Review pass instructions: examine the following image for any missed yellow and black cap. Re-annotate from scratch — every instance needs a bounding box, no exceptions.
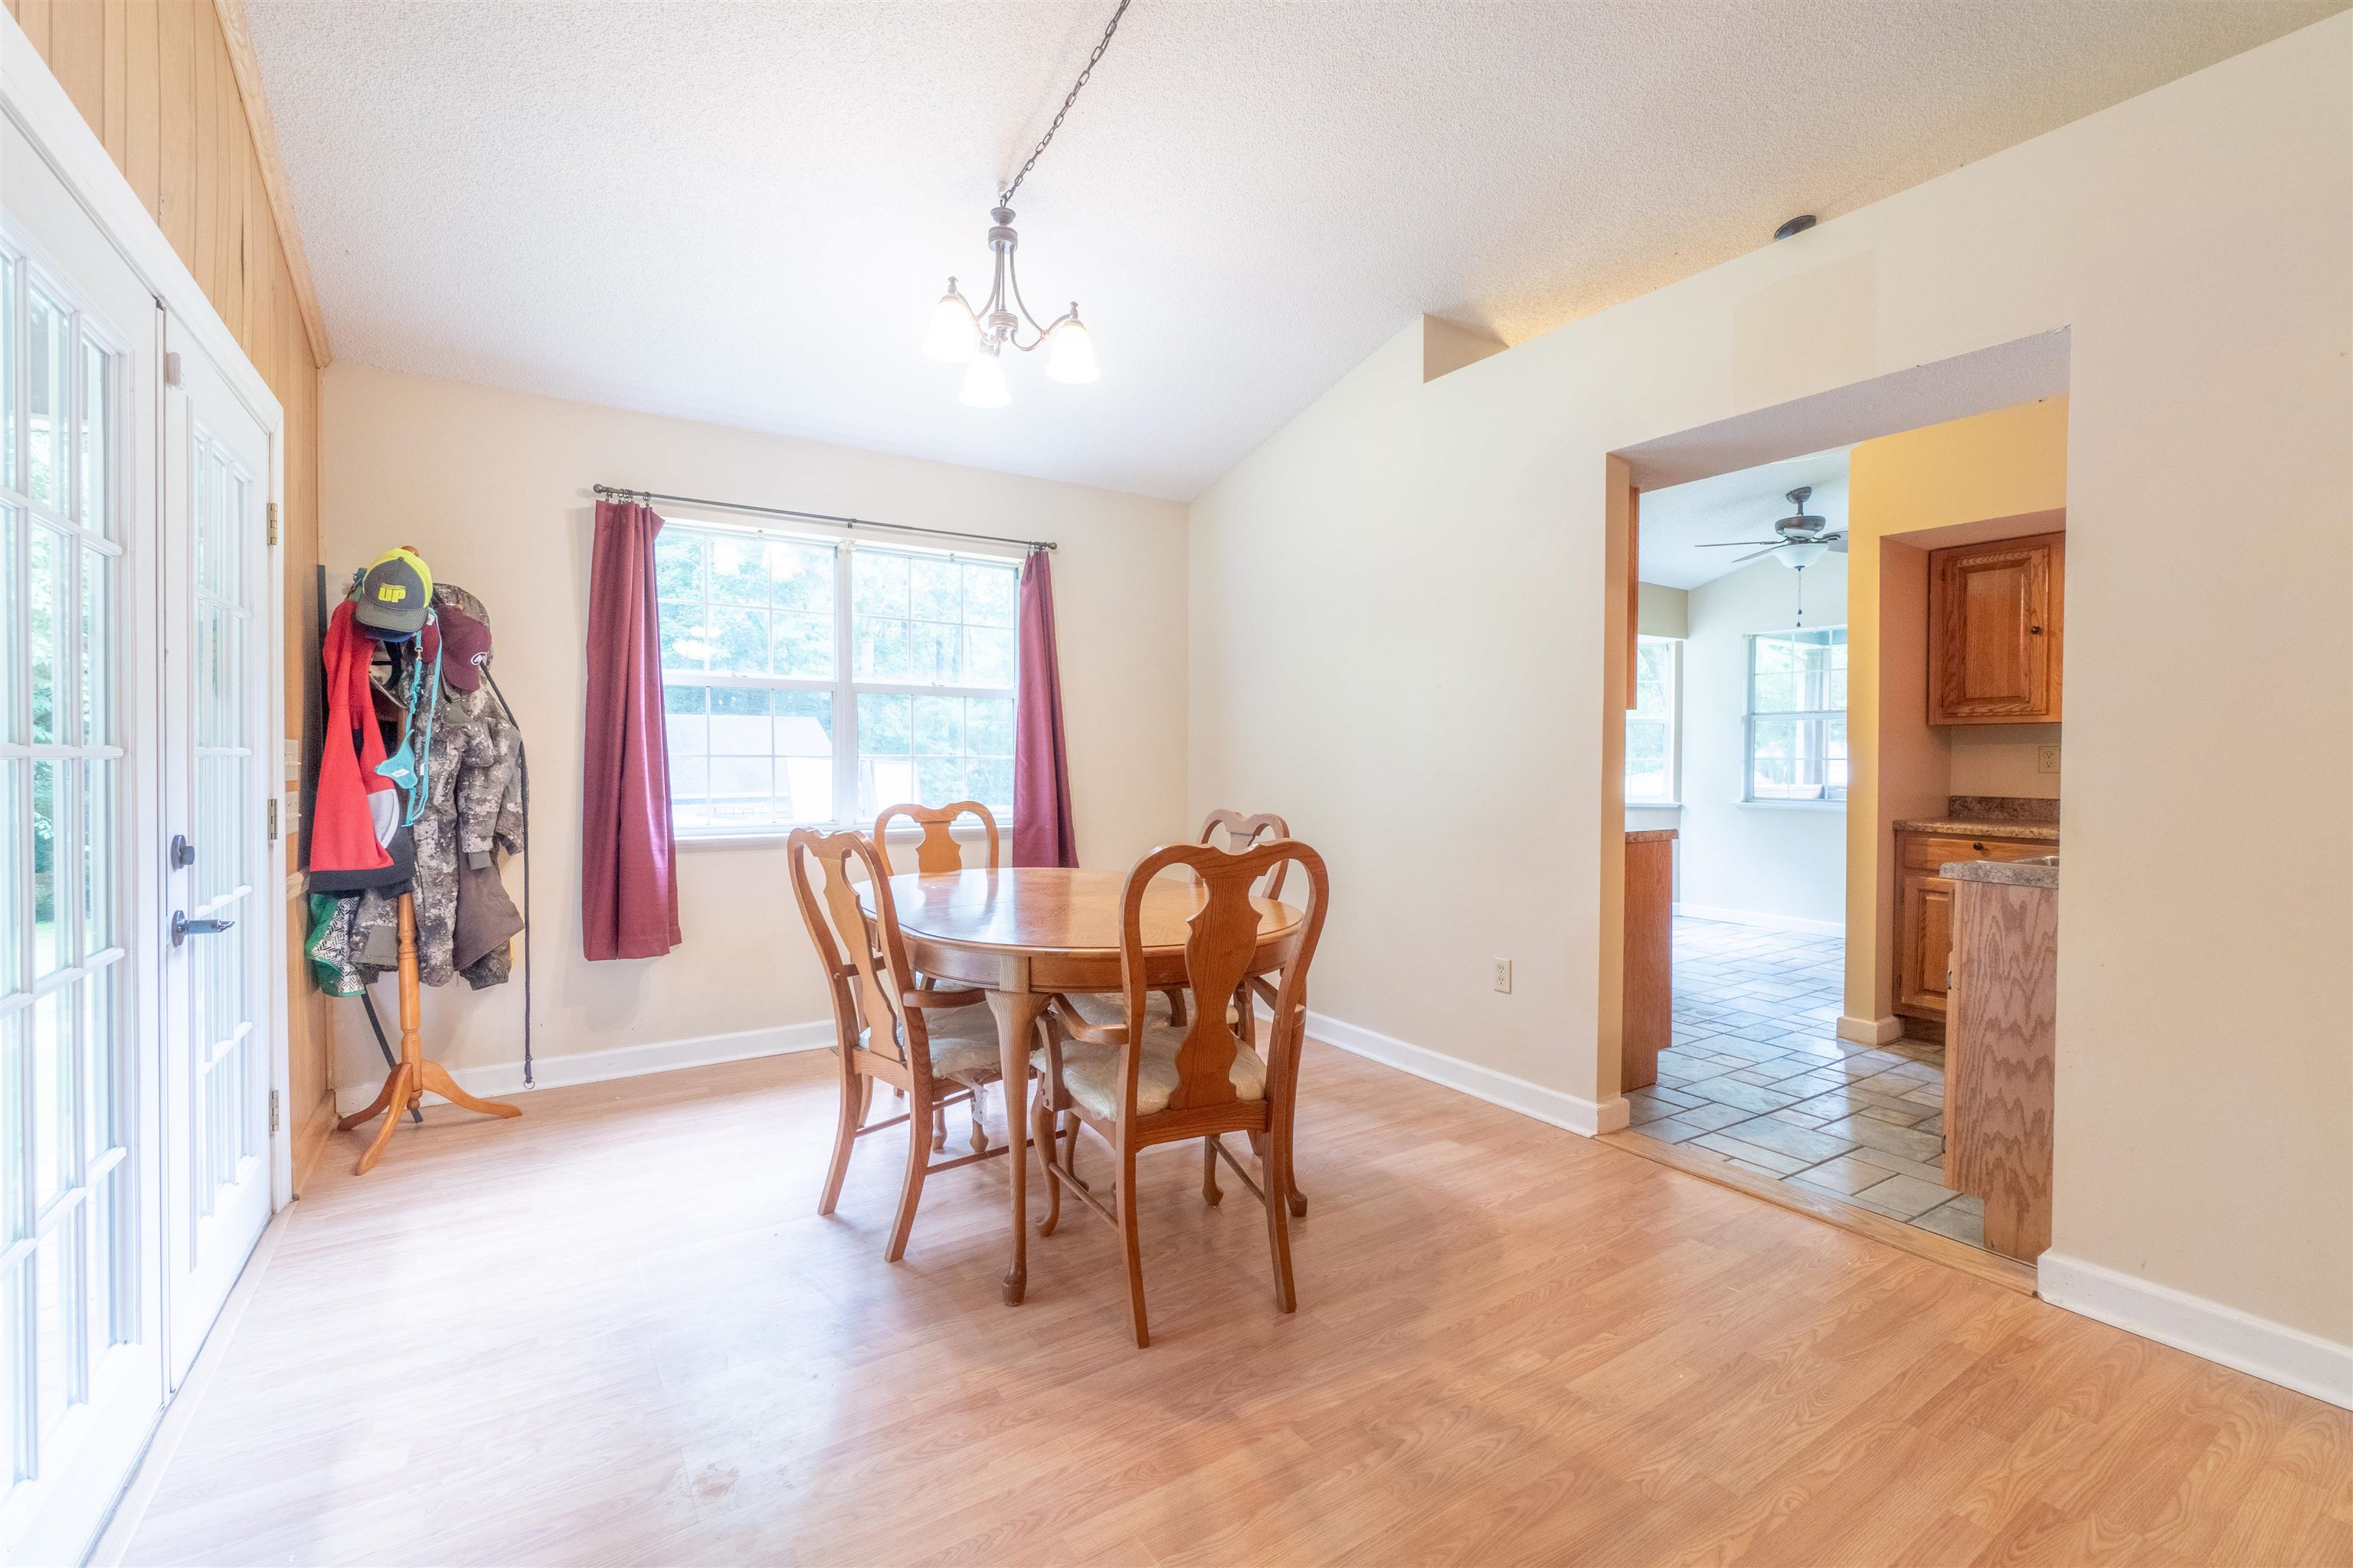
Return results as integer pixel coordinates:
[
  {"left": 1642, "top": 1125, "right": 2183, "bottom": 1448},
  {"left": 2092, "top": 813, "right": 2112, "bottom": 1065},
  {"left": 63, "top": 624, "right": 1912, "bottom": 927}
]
[{"left": 354, "top": 546, "right": 433, "bottom": 639}]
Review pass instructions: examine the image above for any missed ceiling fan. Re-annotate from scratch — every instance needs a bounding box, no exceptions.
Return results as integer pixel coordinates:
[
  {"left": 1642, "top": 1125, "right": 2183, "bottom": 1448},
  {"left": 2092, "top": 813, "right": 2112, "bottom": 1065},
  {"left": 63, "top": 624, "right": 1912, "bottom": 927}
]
[{"left": 1700, "top": 486, "right": 1846, "bottom": 568}]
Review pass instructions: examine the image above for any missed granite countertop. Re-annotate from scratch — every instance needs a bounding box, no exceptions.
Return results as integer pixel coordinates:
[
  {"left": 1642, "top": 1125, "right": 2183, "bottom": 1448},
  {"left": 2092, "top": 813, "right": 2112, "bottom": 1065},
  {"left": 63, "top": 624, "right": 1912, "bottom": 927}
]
[
  {"left": 1894, "top": 819, "right": 2060, "bottom": 843},
  {"left": 1942, "top": 858, "right": 2059, "bottom": 889},
  {"left": 1625, "top": 828, "right": 1678, "bottom": 843}
]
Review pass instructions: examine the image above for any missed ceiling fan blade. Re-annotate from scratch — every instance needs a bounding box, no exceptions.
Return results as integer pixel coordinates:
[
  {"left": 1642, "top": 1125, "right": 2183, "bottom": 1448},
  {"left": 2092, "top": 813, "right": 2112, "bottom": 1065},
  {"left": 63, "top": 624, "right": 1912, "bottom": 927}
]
[
  {"left": 1730, "top": 544, "right": 1783, "bottom": 565},
  {"left": 1697, "top": 539, "right": 1784, "bottom": 548},
  {"left": 1828, "top": 535, "right": 1848, "bottom": 553}
]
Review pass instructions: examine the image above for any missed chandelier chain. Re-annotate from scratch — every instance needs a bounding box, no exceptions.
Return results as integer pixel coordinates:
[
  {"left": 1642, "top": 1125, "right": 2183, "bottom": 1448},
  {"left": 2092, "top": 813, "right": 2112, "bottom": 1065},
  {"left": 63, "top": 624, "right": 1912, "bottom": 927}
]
[{"left": 998, "top": 0, "right": 1132, "bottom": 206}]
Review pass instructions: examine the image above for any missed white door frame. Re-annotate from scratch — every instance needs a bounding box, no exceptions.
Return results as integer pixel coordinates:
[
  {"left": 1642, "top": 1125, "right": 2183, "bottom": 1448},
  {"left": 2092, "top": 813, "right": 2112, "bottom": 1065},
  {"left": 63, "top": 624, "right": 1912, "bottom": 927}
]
[{"left": 1, "top": 8, "right": 290, "bottom": 1227}]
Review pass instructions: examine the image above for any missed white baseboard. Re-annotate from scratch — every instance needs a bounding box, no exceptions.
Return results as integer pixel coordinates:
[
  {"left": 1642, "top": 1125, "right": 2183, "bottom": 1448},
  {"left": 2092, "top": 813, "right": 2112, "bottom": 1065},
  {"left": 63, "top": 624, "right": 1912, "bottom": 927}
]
[
  {"left": 1674, "top": 902, "right": 1844, "bottom": 938},
  {"left": 2037, "top": 1252, "right": 2353, "bottom": 1410},
  {"left": 335, "top": 1020, "right": 833, "bottom": 1115},
  {"left": 1837, "top": 1013, "right": 1906, "bottom": 1046},
  {"left": 1304, "top": 1010, "right": 1628, "bottom": 1137}
]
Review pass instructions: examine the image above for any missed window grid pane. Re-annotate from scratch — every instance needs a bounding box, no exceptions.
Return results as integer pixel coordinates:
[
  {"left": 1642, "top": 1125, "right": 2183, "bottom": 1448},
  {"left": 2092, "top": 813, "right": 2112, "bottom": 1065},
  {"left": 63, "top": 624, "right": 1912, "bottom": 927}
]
[{"left": 1746, "top": 628, "right": 1848, "bottom": 801}]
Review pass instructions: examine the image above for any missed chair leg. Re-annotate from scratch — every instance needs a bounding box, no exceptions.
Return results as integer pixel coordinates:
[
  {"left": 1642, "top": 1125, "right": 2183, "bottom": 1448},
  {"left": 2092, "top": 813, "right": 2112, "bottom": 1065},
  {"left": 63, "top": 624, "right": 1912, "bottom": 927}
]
[
  {"left": 1034, "top": 1096, "right": 1063, "bottom": 1236},
  {"left": 1118, "top": 1143, "right": 1150, "bottom": 1347},
  {"left": 1248, "top": 1129, "right": 1308, "bottom": 1217},
  {"left": 1201, "top": 1135, "right": 1223, "bottom": 1206},
  {"left": 1160, "top": 987, "right": 1187, "bottom": 1026},
  {"left": 885, "top": 1100, "right": 931, "bottom": 1263},
  {"left": 932, "top": 1104, "right": 948, "bottom": 1151},
  {"left": 818, "top": 1070, "right": 862, "bottom": 1217},
  {"left": 1263, "top": 1127, "right": 1297, "bottom": 1314}
]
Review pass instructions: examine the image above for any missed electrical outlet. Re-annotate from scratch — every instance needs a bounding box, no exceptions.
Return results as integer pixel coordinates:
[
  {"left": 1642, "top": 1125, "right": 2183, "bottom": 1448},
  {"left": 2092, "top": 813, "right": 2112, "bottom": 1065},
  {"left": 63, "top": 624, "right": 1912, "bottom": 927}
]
[
  {"left": 2037, "top": 744, "right": 2061, "bottom": 775},
  {"left": 1492, "top": 958, "right": 1513, "bottom": 994}
]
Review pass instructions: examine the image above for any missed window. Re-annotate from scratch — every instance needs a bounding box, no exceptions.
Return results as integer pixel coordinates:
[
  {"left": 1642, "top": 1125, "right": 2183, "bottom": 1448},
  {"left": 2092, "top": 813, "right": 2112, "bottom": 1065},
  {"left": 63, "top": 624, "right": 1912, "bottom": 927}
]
[
  {"left": 1625, "top": 636, "right": 1679, "bottom": 804},
  {"left": 1746, "top": 626, "right": 1847, "bottom": 802},
  {"left": 656, "top": 522, "right": 1019, "bottom": 835}
]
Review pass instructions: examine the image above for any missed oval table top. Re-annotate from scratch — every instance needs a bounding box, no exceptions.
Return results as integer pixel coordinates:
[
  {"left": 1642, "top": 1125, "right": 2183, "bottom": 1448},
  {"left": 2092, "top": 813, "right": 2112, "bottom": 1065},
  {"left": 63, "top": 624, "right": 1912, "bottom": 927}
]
[{"left": 859, "top": 866, "right": 1303, "bottom": 957}]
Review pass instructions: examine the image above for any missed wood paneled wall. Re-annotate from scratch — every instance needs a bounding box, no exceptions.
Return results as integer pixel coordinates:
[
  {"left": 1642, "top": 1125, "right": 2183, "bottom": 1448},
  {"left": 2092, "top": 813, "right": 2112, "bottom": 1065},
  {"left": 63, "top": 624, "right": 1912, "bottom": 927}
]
[{"left": 7, "top": 0, "right": 335, "bottom": 1177}]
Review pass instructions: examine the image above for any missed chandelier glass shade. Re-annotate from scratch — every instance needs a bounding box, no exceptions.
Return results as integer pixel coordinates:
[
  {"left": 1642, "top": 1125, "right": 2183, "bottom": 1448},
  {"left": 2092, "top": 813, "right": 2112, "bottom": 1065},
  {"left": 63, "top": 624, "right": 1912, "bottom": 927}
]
[{"left": 923, "top": 205, "right": 1097, "bottom": 404}]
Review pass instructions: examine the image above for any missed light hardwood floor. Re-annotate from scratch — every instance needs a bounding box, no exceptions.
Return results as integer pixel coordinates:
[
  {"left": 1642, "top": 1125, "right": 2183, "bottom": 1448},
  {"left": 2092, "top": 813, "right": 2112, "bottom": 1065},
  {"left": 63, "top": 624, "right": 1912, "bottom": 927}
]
[{"left": 124, "top": 1044, "right": 2349, "bottom": 1566}]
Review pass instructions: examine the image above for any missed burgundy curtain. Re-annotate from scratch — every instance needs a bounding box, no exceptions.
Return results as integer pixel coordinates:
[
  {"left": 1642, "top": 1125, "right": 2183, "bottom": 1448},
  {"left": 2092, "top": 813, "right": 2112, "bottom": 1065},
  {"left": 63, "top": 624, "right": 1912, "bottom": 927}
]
[
  {"left": 581, "top": 499, "right": 682, "bottom": 959},
  {"left": 1012, "top": 548, "right": 1078, "bottom": 867}
]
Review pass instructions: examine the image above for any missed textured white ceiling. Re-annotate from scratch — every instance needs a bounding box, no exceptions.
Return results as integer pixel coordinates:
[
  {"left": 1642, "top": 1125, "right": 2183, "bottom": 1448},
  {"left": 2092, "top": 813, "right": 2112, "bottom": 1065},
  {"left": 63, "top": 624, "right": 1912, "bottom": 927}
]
[
  {"left": 1640, "top": 450, "right": 1848, "bottom": 591},
  {"left": 245, "top": 0, "right": 2338, "bottom": 500}
]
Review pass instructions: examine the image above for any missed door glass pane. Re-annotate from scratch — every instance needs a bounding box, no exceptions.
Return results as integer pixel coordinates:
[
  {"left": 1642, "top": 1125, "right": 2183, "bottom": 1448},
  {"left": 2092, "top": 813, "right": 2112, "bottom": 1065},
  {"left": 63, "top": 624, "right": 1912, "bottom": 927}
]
[
  {"left": 2, "top": 251, "right": 16, "bottom": 493},
  {"left": 81, "top": 544, "right": 107, "bottom": 747},
  {"left": 2, "top": 505, "right": 16, "bottom": 741},
  {"left": 0, "top": 761, "right": 19, "bottom": 995},
  {"left": 25, "top": 283, "right": 67, "bottom": 512},
  {"left": 78, "top": 335, "right": 109, "bottom": 532},
  {"left": 34, "top": 1226, "right": 74, "bottom": 1439},
  {"left": 88, "top": 1170, "right": 119, "bottom": 1352},
  {"left": 34, "top": 987, "right": 72, "bottom": 1215},
  {"left": 29, "top": 521, "right": 61, "bottom": 745},
  {"left": 31, "top": 758, "right": 61, "bottom": 977},
  {"left": 83, "top": 759, "right": 112, "bottom": 955}
]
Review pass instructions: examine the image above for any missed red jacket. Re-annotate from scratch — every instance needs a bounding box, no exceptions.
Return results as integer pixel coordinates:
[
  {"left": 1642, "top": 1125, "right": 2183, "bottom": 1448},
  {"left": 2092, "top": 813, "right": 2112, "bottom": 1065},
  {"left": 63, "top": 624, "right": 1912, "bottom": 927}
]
[{"left": 309, "top": 598, "right": 401, "bottom": 885}]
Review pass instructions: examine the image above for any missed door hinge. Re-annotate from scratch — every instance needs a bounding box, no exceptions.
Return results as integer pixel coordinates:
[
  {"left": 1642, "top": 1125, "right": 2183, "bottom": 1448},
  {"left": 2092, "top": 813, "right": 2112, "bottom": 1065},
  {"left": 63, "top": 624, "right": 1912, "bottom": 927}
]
[
  {"left": 267, "top": 501, "right": 280, "bottom": 546},
  {"left": 269, "top": 1089, "right": 281, "bottom": 1134},
  {"left": 164, "top": 350, "right": 182, "bottom": 387},
  {"left": 267, "top": 799, "right": 280, "bottom": 843}
]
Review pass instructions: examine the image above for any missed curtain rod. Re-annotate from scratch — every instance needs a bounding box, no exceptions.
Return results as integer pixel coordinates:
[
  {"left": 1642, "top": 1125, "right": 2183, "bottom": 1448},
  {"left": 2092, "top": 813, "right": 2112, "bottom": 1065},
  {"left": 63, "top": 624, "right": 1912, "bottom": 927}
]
[{"left": 591, "top": 485, "right": 1056, "bottom": 552}]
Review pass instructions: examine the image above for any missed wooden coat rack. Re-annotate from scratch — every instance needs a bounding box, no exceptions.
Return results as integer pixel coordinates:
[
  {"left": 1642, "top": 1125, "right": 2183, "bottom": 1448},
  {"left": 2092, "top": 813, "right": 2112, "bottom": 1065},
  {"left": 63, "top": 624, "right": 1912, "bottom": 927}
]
[{"left": 333, "top": 896, "right": 521, "bottom": 1174}]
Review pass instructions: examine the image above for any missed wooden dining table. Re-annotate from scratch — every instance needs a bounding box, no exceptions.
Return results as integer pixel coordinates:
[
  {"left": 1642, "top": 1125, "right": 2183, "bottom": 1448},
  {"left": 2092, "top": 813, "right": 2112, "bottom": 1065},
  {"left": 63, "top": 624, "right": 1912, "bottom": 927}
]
[{"left": 858, "top": 866, "right": 1305, "bottom": 1304}]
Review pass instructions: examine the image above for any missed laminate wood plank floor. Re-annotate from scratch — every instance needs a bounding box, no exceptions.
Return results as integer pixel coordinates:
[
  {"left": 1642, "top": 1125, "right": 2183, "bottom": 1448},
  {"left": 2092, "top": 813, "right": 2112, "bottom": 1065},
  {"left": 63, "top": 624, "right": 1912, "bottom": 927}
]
[{"left": 124, "top": 1043, "right": 2349, "bottom": 1567}]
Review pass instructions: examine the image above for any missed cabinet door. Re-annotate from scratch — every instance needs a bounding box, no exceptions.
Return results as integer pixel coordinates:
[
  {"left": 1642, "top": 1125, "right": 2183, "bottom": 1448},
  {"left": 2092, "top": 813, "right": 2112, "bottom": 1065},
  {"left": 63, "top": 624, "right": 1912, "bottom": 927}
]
[
  {"left": 1929, "top": 532, "right": 2063, "bottom": 724},
  {"left": 1896, "top": 872, "right": 1955, "bottom": 1018}
]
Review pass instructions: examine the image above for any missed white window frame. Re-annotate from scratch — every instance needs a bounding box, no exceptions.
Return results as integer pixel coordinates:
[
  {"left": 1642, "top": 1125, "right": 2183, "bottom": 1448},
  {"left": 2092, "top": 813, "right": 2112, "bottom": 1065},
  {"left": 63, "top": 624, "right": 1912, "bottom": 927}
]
[
  {"left": 1743, "top": 624, "right": 1848, "bottom": 805},
  {"left": 1625, "top": 634, "right": 1680, "bottom": 807},
  {"left": 658, "top": 517, "right": 1021, "bottom": 840}
]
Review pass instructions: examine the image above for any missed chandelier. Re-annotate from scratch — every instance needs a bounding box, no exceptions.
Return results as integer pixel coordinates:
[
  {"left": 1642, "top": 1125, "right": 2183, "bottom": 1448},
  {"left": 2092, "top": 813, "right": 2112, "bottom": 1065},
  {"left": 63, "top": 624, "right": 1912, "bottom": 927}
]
[{"left": 921, "top": 1, "right": 1129, "bottom": 407}]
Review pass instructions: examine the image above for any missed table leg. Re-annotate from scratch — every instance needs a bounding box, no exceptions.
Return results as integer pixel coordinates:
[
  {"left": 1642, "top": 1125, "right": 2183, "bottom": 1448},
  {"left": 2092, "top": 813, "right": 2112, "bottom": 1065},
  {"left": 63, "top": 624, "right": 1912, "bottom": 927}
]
[{"left": 986, "top": 989, "right": 1049, "bottom": 1304}]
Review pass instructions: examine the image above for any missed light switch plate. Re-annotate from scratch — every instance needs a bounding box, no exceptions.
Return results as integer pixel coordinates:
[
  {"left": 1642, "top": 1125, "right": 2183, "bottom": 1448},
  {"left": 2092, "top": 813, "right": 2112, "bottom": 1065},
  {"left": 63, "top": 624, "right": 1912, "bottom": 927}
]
[
  {"left": 1492, "top": 958, "right": 1513, "bottom": 994},
  {"left": 2037, "top": 745, "right": 2061, "bottom": 775}
]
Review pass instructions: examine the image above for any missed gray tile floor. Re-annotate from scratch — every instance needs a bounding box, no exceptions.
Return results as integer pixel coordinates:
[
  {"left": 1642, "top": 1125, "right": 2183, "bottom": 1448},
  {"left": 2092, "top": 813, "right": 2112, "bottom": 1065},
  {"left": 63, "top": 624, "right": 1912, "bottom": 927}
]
[{"left": 1627, "top": 916, "right": 1988, "bottom": 1250}]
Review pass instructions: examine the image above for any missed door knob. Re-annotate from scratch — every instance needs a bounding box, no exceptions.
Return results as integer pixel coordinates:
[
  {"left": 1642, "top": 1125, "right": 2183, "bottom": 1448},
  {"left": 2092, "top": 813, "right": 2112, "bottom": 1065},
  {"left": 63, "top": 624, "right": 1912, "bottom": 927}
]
[
  {"left": 170, "top": 834, "right": 196, "bottom": 869},
  {"left": 172, "top": 912, "right": 236, "bottom": 948}
]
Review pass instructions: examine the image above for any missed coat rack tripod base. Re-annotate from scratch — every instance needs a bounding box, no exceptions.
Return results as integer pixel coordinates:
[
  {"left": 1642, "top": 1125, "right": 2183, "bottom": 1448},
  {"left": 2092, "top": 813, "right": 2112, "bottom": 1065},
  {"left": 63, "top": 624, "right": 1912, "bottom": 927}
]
[{"left": 335, "top": 892, "right": 521, "bottom": 1174}]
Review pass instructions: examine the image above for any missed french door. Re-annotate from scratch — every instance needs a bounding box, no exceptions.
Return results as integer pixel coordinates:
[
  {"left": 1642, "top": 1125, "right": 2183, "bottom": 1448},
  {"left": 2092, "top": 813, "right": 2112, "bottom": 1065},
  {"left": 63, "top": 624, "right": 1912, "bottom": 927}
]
[
  {"left": 159, "top": 324, "right": 272, "bottom": 1385},
  {"left": 1, "top": 106, "right": 165, "bottom": 1568},
  {"left": 5, "top": 58, "right": 283, "bottom": 1561}
]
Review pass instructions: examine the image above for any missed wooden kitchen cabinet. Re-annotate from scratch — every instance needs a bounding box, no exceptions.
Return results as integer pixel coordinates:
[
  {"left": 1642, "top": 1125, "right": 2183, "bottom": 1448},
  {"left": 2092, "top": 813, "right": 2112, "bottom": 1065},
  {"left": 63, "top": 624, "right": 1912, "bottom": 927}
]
[
  {"left": 1928, "top": 532, "right": 2064, "bottom": 724},
  {"left": 1893, "top": 827, "right": 2055, "bottom": 1025}
]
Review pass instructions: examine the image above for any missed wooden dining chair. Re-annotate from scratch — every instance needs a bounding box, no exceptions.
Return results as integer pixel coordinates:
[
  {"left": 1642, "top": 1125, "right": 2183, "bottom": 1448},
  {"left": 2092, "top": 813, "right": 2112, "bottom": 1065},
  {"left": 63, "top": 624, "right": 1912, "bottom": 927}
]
[
  {"left": 1029, "top": 838, "right": 1329, "bottom": 1346},
  {"left": 1196, "top": 809, "right": 1310, "bottom": 1216},
  {"left": 788, "top": 827, "right": 1026, "bottom": 1262},
  {"left": 874, "top": 800, "right": 1000, "bottom": 875},
  {"left": 874, "top": 800, "right": 1004, "bottom": 1147}
]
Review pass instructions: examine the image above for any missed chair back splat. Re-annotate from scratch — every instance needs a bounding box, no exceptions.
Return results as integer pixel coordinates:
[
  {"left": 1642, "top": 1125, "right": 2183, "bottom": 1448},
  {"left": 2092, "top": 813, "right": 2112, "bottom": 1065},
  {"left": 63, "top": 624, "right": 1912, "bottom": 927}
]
[
  {"left": 1198, "top": 808, "right": 1291, "bottom": 902},
  {"left": 875, "top": 800, "right": 1000, "bottom": 876}
]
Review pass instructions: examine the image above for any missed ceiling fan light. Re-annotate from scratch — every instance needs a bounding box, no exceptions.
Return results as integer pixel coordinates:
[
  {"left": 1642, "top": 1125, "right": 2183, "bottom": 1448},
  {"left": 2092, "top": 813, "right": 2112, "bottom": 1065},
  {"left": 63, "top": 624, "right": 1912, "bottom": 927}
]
[
  {"left": 923, "top": 284, "right": 980, "bottom": 365},
  {"left": 1044, "top": 315, "right": 1099, "bottom": 384},
  {"left": 959, "top": 349, "right": 1010, "bottom": 408},
  {"left": 1778, "top": 542, "right": 1830, "bottom": 570}
]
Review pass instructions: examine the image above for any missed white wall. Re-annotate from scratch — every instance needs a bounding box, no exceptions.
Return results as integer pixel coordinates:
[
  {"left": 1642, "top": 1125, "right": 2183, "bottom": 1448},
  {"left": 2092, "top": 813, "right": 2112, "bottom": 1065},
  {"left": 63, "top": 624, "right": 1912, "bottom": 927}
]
[
  {"left": 319, "top": 365, "right": 1189, "bottom": 1097},
  {"left": 1676, "top": 551, "right": 1847, "bottom": 931},
  {"left": 1188, "top": 18, "right": 2351, "bottom": 1357}
]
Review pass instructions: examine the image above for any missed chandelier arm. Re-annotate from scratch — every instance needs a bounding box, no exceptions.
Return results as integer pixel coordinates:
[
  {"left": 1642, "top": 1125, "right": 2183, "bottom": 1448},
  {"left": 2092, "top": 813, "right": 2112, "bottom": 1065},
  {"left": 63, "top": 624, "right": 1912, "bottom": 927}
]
[
  {"left": 998, "top": 0, "right": 1133, "bottom": 205},
  {"left": 1004, "top": 254, "right": 1069, "bottom": 342}
]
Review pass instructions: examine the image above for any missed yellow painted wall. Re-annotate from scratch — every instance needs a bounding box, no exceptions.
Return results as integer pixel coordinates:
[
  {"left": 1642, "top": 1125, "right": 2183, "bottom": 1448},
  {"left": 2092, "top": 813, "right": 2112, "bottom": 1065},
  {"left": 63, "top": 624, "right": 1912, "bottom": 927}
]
[{"left": 1842, "top": 398, "right": 2070, "bottom": 1032}]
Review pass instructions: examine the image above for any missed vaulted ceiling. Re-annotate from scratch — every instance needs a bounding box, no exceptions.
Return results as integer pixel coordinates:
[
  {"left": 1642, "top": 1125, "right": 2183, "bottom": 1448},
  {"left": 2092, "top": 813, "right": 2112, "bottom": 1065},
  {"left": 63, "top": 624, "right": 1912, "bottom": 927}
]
[{"left": 246, "top": 1, "right": 2338, "bottom": 499}]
